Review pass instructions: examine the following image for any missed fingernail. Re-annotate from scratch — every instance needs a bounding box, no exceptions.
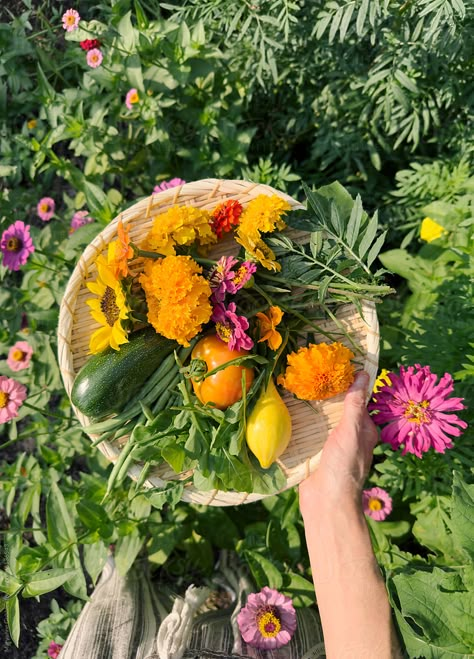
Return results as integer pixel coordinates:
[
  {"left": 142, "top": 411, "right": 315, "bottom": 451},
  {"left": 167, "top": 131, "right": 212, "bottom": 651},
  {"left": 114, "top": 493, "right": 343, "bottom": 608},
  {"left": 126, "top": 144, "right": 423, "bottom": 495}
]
[{"left": 350, "top": 371, "right": 369, "bottom": 391}]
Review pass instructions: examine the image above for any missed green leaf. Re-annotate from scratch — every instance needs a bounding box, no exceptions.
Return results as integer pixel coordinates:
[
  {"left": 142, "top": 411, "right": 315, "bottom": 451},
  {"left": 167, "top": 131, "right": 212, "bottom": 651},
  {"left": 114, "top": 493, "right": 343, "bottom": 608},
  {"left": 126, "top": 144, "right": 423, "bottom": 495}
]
[
  {"left": 22, "top": 568, "right": 78, "bottom": 598},
  {"left": 358, "top": 211, "right": 379, "bottom": 259},
  {"left": 450, "top": 473, "right": 474, "bottom": 560},
  {"left": 244, "top": 549, "right": 283, "bottom": 590},
  {"left": 281, "top": 572, "right": 316, "bottom": 607},
  {"left": 366, "top": 230, "right": 387, "bottom": 268},
  {"left": 0, "top": 570, "right": 21, "bottom": 596},
  {"left": 82, "top": 181, "right": 112, "bottom": 222},
  {"left": 114, "top": 527, "right": 145, "bottom": 576},
  {"left": 6, "top": 596, "right": 20, "bottom": 647},
  {"left": 46, "top": 482, "right": 77, "bottom": 548},
  {"left": 346, "top": 194, "right": 363, "bottom": 247},
  {"left": 83, "top": 542, "right": 109, "bottom": 586},
  {"left": 76, "top": 501, "right": 114, "bottom": 539}
]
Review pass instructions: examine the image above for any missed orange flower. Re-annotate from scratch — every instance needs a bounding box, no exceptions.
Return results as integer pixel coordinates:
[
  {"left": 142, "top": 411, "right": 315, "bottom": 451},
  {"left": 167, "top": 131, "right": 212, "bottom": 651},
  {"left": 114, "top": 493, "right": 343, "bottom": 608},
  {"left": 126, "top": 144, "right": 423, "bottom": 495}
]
[
  {"left": 278, "top": 342, "right": 355, "bottom": 400},
  {"left": 211, "top": 199, "right": 243, "bottom": 239},
  {"left": 139, "top": 255, "right": 212, "bottom": 346},
  {"left": 108, "top": 221, "right": 134, "bottom": 279},
  {"left": 256, "top": 306, "right": 284, "bottom": 350}
]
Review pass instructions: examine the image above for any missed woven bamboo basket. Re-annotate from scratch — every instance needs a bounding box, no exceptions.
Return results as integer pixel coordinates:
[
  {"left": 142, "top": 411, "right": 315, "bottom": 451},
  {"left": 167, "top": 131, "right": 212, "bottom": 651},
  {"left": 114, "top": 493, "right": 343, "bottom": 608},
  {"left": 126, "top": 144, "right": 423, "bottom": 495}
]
[{"left": 58, "top": 178, "right": 380, "bottom": 506}]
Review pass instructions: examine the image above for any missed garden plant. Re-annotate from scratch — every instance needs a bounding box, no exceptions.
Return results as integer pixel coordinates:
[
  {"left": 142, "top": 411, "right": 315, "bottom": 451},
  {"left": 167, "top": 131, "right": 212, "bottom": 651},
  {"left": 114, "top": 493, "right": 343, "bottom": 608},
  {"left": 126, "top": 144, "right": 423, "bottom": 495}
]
[{"left": 0, "top": 1, "right": 473, "bottom": 657}]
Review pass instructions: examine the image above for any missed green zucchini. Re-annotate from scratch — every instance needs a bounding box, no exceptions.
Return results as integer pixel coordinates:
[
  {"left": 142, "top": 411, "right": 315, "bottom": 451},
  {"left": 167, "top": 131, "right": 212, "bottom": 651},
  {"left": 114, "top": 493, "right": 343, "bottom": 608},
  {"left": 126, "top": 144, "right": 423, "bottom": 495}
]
[{"left": 71, "top": 328, "right": 177, "bottom": 420}]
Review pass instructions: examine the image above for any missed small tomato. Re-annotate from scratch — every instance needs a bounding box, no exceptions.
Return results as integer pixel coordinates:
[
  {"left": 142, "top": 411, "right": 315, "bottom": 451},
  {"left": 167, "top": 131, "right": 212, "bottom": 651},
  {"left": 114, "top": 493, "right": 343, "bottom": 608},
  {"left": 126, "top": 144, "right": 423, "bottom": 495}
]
[{"left": 191, "top": 334, "right": 254, "bottom": 409}]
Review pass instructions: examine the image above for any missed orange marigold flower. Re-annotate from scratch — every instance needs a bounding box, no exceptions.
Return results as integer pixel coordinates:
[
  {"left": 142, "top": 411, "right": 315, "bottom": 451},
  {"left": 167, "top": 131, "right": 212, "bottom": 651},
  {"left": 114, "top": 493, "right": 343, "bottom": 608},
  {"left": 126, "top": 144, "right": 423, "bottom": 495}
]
[
  {"left": 211, "top": 199, "right": 243, "bottom": 239},
  {"left": 139, "top": 255, "right": 212, "bottom": 346},
  {"left": 256, "top": 306, "right": 284, "bottom": 351},
  {"left": 238, "top": 194, "right": 290, "bottom": 238},
  {"left": 142, "top": 205, "right": 216, "bottom": 256},
  {"left": 278, "top": 342, "right": 355, "bottom": 400},
  {"left": 108, "top": 220, "right": 134, "bottom": 279}
]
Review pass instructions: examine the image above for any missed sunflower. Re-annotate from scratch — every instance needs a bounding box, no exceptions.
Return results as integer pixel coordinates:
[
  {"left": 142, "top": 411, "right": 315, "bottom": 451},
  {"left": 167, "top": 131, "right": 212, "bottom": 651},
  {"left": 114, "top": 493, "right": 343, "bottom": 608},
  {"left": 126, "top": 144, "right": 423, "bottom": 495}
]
[{"left": 86, "top": 255, "right": 131, "bottom": 353}]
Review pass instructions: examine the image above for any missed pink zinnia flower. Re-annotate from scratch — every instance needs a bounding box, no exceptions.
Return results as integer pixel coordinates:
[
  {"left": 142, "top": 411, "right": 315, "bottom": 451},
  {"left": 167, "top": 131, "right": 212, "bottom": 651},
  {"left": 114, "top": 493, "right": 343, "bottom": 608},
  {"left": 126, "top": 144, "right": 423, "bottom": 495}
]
[
  {"left": 228, "top": 260, "right": 257, "bottom": 293},
  {"left": 37, "top": 197, "right": 55, "bottom": 222},
  {"left": 70, "top": 210, "right": 94, "bottom": 233},
  {"left": 209, "top": 256, "right": 257, "bottom": 304},
  {"left": 212, "top": 302, "right": 253, "bottom": 351},
  {"left": 0, "top": 376, "right": 27, "bottom": 424},
  {"left": 1, "top": 221, "right": 35, "bottom": 271},
  {"left": 125, "top": 88, "right": 139, "bottom": 110},
  {"left": 80, "top": 39, "right": 101, "bottom": 51},
  {"left": 153, "top": 178, "right": 186, "bottom": 193},
  {"left": 368, "top": 364, "right": 467, "bottom": 458},
  {"left": 237, "top": 586, "right": 297, "bottom": 650},
  {"left": 7, "top": 341, "right": 33, "bottom": 372},
  {"left": 47, "top": 641, "right": 63, "bottom": 659},
  {"left": 86, "top": 48, "right": 103, "bottom": 68},
  {"left": 362, "top": 487, "right": 392, "bottom": 521},
  {"left": 62, "top": 8, "right": 80, "bottom": 32}
]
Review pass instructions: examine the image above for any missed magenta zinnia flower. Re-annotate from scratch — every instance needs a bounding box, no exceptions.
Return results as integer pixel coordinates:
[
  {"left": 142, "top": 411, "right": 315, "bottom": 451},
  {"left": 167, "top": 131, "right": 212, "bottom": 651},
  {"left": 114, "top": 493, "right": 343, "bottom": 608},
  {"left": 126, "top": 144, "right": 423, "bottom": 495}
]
[
  {"left": 368, "top": 364, "right": 467, "bottom": 458},
  {"left": 86, "top": 48, "right": 103, "bottom": 68},
  {"left": 1, "top": 221, "right": 35, "bottom": 271},
  {"left": 212, "top": 302, "right": 254, "bottom": 351},
  {"left": 62, "top": 8, "right": 80, "bottom": 32},
  {"left": 228, "top": 260, "right": 257, "bottom": 293},
  {"left": 237, "top": 586, "right": 297, "bottom": 650},
  {"left": 7, "top": 341, "right": 33, "bottom": 372},
  {"left": 70, "top": 210, "right": 94, "bottom": 233},
  {"left": 209, "top": 255, "right": 238, "bottom": 303},
  {"left": 153, "top": 178, "right": 186, "bottom": 193},
  {"left": 37, "top": 197, "right": 55, "bottom": 221},
  {"left": 0, "top": 376, "right": 27, "bottom": 424},
  {"left": 47, "top": 641, "right": 63, "bottom": 659},
  {"left": 362, "top": 487, "right": 392, "bottom": 521}
]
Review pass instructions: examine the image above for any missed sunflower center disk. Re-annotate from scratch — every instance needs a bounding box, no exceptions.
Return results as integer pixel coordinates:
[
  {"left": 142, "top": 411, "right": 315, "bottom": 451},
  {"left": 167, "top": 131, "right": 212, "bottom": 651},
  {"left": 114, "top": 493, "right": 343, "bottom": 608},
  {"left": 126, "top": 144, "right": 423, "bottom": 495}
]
[
  {"left": 257, "top": 609, "right": 281, "bottom": 638},
  {"left": 403, "top": 399, "right": 430, "bottom": 425},
  {"left": 100, "top": 286, "right": 120, "bottom": 326}
]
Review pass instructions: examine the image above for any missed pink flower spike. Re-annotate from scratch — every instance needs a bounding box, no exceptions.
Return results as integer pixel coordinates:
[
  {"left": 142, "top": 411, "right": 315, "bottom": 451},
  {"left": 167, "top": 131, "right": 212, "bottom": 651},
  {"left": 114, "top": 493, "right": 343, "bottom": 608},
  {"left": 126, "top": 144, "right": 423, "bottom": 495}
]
[
  {"left": 7, "top": 341, "right": 33, "bottom": 372},
  {"left": 362, "top": 487, "right": 392, "bottom": 521},
  {"left": 62, "top": 9, "right": 80, "bottom": 32},
  {"left": 368, "top": 364, "right": 467, "bottom": 458},
  {"left": 86, "top": 48, "right": 103, "bottom": 68},
  {"left": 47, "top": 641, "right": 63, "bottom": 659},
  {"left": 0, "top": 376, "right": 27, "bottom": 424},
  {"left": 153, "top": 178, "right": 186, "bottom": 193},
  {"left": 70, "top": 210, "right": 94, "bottom": 233},
  {"left": 237, "top": 586, "right": 297, "bottom": 650},
  {"left": 125, "top": 88, "right": 140, "bottom": 110},
  {"left": 212, "top": 302, "right": 254, "bottom": 352},
  {"left": 37, "top": 196, "right": 55, "bottom": 221},
  {"left": 1, "top": 221, "right": 35, "bottom": 271}
]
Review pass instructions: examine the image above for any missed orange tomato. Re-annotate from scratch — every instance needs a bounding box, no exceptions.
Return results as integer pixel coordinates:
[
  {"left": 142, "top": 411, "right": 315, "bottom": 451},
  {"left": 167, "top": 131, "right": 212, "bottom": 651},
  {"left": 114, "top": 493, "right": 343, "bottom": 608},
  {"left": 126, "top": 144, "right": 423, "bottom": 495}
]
[{"left": 191, "top": 334, "right": 254, "bottom": 410}]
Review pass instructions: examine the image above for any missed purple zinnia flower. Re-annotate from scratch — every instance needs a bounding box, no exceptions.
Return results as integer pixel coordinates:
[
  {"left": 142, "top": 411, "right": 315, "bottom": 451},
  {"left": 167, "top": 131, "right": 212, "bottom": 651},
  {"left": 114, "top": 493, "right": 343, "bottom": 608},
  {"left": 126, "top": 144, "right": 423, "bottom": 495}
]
[
  {"left": 0, "top": 375, "right": 27, "bottom": 424},
  {"left": 237, "top": 586, "right": 297, "bottom": 650},
  {"left": 70, "top": 210, "right": 94, "bottom": 233},
  {"left": 1, "top": 221, "right": 35, "bottom": 271},
  {"left": 37, "top": 197, "right": 55, "bottom": 222},
  {"left": 362, "top": 487, "right": 392, "bottom": 521},
  {"left": 368, "top": 364, "right": 467, "bottom": 458},
  {"left": 47, "top": 641, "right": 63, "bottom": 659},
  {"left": 153, "top": 178, "right": 186, "bottom": 193},
  {"left": 212, "top": 302, "right": 253, "bottom": 352}
]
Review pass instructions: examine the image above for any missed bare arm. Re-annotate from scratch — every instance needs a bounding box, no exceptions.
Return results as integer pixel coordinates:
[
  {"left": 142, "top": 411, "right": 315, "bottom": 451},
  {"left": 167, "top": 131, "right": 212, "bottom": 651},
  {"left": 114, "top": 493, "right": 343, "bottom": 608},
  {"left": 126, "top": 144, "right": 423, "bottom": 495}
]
[{"left": 299, "top": 372, "right": 403, "bottom": 659}]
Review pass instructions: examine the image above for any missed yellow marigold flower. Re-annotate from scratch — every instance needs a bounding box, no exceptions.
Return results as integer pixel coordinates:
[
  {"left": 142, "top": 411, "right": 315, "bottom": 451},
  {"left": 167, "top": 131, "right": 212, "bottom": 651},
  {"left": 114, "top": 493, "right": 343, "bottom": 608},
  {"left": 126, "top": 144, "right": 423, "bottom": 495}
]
[
  {"left": 139, "top": 255, "right": 212, "bottom": 346},
  {"left": 256, "top": 306, "right": 284, "bottom": 350},
  {"left": 142, "top": 205, "right": 216, "bottom": 256},
  {"left": 420, "top": 217, "right": 446, "bottom": 243},
  {"left": 238, "top": 194, "right": 290, "bottom": 237},
  {"left": 108, "top": 220, "right": 134, "bottom": 279},
  {"left": 86, "top": 255, "right": 131, "bottom": 353},
  {"left": 373, "top": 368, "right": 392, "bottom": 394},
  {"left": 278, "top": 342, "right": 355, "bottom": 400},
  {"left": 235, "top": 232, "right": 281, "bottom": 272}
]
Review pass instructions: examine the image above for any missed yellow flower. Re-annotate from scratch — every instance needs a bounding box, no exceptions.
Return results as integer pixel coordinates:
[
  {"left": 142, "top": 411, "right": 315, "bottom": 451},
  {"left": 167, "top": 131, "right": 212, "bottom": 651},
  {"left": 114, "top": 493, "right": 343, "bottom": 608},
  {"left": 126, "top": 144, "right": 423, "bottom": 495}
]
[
  {"left": 238, "top": 194, "right": 290, "bottom": 237},
  {"left": 256, "top": 306, "right": 284, "bottom": 350},
  {"left": 235, "top": 232, "right": 281, "bottom": 272},
  {"left": 86, "top": 255, "right": 131, "bottom": 353},
  {"left": 373, "top": 368, "right": 392, "bottom": 394},
  {"left": 278, "top": 342, "right": 355, "bottom": 400},
  {"left": 139, "top": 255, "right": 212, "bottom": 346},
  {"left": 27, "top": 119, "right": 37, "bottom": 130},
  {"left": 142, "top": 205, "right": 217, "bottom": 256},
  {"left": 108, "top": 220, "right": 134, "bottom": 279},
  {"left": 420, "top": 217, "right": 446, "bottom": 243}
]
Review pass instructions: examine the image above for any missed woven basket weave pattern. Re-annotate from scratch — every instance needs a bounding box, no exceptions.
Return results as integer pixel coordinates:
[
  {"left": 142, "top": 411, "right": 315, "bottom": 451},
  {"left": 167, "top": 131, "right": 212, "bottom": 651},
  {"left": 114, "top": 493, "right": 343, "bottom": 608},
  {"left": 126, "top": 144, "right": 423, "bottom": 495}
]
[{"left": 58, "top": 179, "right": 379, "bottom": 506}]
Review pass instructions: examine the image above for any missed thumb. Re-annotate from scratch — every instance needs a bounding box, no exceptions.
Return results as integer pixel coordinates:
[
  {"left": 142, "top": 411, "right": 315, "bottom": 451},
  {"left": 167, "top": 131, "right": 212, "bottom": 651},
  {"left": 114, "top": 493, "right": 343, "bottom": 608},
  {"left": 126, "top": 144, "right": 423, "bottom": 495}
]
[{"left": 341, "top": 371, "right": 370, "bottom": 424}]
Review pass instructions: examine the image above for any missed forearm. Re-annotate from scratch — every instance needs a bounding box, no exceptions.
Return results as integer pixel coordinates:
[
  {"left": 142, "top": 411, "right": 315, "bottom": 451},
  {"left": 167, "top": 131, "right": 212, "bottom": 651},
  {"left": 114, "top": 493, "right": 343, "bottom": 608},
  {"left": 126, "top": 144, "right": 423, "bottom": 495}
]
[{"left": 301, "top": 495, "right": 402, "bottom": 659}]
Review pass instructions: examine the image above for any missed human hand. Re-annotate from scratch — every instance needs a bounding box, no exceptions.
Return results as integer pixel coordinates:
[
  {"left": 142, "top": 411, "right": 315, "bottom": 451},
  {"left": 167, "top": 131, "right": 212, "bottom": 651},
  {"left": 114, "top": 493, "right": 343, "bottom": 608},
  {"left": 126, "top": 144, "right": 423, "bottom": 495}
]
[{"left": 299, "top": 371, "right": 378, "bottom": 513}]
